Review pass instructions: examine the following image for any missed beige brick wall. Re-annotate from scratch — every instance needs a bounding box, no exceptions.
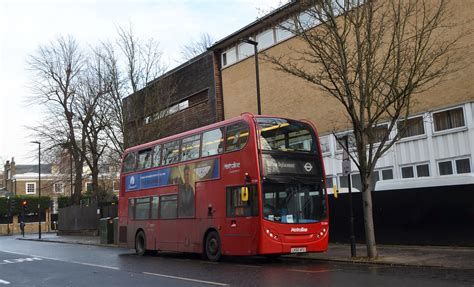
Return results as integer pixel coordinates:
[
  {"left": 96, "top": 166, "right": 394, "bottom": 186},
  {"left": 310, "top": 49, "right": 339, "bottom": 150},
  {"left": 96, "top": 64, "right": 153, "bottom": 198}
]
[{"left": 222, "top": 1, "right": 474, "bottom": 135}]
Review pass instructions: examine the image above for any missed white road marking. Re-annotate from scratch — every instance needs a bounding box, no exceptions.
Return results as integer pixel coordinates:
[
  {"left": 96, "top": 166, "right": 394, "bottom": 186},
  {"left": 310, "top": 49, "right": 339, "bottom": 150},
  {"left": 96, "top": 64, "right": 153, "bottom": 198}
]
[
  {"left": 2, "top": 250, "right": 227, "bottom": 285},
  {"left": 143, "top": 272, "right": 229, "bottom": 286},
  {"left": 0, "top": 250, "right": 118, "bottom": 270},
  {"left": 0, "top": 257, "right": 42, "bottom": 265},
  {"left": 0, "top": 279, "right": 10, "bottom": 285},
  {"left": 70, "top": 261, "right": 120, "bottom": 270}
]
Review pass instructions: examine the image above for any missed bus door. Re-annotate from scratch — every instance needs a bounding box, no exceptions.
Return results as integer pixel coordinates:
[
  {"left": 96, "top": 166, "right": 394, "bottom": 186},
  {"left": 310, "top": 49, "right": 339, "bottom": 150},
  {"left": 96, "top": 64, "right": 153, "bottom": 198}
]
[
  {"left": 223, "top": 185, "right": 260, "bottom": 255},
  {"left": 157, "top": 193, "right": 179, "bottom": 251}
]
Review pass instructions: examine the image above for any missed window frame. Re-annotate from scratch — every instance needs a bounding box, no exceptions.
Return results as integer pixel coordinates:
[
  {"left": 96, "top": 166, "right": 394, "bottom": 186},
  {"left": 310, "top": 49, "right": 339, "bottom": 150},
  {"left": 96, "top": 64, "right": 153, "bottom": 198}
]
[
  {"left": 432, "top": 106, "right": 466, "bottom": 134},
  {"left": 398, "top": 115, "right": 426, "bottom": 139},
  {"left": 54, "top": 182, "right": 64, "bottom": 194},
  {"left": 25, "top": 182, "right": 36, "bottom": 195},
  {"left": 438, "top": 157, "right": 472, "bottom": 175}
]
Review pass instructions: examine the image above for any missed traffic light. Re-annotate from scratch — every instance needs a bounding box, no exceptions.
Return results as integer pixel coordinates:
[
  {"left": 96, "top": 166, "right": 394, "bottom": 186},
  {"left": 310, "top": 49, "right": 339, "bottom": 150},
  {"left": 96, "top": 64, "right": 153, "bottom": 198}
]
[{"left": 22, "top": 200, "right": 29, "bottom": 213}]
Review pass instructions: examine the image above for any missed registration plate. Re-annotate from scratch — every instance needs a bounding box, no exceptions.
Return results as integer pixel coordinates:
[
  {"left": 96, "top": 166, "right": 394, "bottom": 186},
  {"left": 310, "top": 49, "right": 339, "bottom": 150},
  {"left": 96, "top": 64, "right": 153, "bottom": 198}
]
[{"left": 291, "top": 247, "right": 307, "bottom": 253}]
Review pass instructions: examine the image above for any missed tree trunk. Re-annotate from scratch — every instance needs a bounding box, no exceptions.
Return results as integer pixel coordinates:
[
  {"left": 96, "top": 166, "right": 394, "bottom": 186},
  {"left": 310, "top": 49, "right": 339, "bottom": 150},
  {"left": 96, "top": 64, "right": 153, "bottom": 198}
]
[
  {"left": 92, "top": 168, "right": 99, "bottom": 202},
  {"left": 71, "top": 159, "right": 83, "bottom": 205},
  {"left": 362, "top": 175, "right": 377, "bottom": 259}
]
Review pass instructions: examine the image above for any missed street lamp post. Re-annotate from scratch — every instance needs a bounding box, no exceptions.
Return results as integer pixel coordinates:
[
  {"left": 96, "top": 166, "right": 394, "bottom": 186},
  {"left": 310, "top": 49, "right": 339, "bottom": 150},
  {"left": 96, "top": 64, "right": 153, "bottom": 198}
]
[
  {"left": 241, "top": 39, "right": 261, "bottom": 115},
  {"left": 31, "top": 141, "right": 41, "bottom": 240},
  {"left": 343, "top": 136, "right": 356, "bottom": 257}
]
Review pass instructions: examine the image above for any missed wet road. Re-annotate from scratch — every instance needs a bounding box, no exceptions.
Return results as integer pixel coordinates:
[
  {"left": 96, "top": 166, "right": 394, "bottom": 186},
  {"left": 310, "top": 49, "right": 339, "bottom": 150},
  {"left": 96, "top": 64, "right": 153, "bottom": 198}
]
[{"left": 0, "top": 237, "right": 472, "bottom": 286}]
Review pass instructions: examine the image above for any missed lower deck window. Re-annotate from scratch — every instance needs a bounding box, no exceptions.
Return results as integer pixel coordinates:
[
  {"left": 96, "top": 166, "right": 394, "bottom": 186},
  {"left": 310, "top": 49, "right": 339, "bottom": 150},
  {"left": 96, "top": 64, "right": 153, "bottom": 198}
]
[{"left": 160, "top": 194, "right": 178, "bottom": 219}]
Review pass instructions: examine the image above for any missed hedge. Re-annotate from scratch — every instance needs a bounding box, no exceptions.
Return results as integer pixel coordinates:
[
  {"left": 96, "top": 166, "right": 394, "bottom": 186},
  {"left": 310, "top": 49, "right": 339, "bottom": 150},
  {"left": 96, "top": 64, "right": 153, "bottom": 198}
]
[{"left": 0, "top": 196, "right": 51, "bottom": 216}]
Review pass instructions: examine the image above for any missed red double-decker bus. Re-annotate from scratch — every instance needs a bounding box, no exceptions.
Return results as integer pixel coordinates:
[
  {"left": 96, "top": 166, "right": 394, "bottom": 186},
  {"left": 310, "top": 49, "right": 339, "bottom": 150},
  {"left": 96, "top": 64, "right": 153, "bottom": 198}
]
[{"left": 118, "top": 113, "right": 329, "bottom": 261}]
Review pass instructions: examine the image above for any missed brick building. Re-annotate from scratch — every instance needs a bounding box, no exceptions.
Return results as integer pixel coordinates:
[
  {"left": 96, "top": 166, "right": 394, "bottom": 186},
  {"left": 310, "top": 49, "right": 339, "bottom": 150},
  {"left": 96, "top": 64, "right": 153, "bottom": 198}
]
[{"left": 123, "top": 51, "right": 224, "bottom": 148}]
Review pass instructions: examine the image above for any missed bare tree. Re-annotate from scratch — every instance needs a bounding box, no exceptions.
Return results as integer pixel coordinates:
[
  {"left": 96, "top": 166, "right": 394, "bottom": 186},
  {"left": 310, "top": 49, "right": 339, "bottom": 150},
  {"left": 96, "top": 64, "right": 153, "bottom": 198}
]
[
  {"left": 179, "top": 32, "right": 214, "bottom": 61},
  {"left": 117, "top": 25, "right": 167, "bottom": 93},
  {"left": 28, "top": 36, "right": 86, "bottom": 204},
  {"left": 264, "top": 0, "right": 460, "bottom": 258},
  {"left": 75, "top": 51, "right": 112, "bottom": 201},
  {"left": 99, "top": 26, "right": 169, "bottom": 155}
]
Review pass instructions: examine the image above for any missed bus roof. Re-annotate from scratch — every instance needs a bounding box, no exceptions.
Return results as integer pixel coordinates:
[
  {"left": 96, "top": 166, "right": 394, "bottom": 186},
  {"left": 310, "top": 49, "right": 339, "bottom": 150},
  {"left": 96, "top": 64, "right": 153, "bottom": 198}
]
[{"left": 123, "top": 113, "right": 314, "bottom": 155}]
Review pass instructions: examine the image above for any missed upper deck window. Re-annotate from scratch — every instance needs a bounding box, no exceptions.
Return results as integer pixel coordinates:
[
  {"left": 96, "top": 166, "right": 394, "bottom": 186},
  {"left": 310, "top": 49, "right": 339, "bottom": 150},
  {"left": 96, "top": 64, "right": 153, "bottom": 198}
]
[
  {"left": 137, "top": 148, "right": 152, "bottom": 170},
  {"left": 163, "top": 140, "right": 180, "bottom": 165},
  {"left": 152, "top": 145, "right": 162, "bottom": 167},
  {"left": 257, "top": 118, "right": 316, "bottom": 153},
  {"left": 225, "top": 121, "right": 250, "bottom": 152},
  {"left": 202, "top": 128, "right": 224, "bottom": 156},
  {"left": 122, "top": 152, "right": 137, "bottom": 173},
  {"left": 181, "top": 134, "right": 201, "bottom": 162}
]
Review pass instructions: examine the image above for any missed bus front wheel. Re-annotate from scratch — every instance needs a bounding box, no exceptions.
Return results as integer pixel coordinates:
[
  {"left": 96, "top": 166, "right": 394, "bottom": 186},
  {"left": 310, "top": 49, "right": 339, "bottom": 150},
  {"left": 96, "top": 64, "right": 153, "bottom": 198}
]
[
  {"left": 135, "top": 231, "right": 147, "bottom": 256},
  {"left": 205, "top": 231, "right": 221, "bottom": 262}
]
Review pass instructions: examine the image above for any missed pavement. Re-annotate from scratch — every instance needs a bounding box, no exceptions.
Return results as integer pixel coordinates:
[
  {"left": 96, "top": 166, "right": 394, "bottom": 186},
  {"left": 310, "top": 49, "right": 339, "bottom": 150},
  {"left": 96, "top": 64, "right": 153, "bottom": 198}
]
[{"left": 15, "top": 232, "right": 474, "bottom": 270}]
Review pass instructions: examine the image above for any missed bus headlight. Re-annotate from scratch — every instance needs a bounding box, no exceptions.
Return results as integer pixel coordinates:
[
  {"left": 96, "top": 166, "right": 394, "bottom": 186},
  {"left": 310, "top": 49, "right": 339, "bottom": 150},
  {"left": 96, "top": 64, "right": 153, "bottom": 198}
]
[{"left": 265, "top": 228, "right": 279, "bottom": 240}]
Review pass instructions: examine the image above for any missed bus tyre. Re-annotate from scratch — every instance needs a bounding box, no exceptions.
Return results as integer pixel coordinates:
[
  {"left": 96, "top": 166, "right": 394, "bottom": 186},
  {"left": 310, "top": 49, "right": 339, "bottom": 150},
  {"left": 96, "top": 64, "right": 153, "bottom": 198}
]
[
  {"left": 135, "top": 231, "right": 147, "bottom": 256},
  {"left": 205, "top": 231, "right": 221, "bottom": 262}
]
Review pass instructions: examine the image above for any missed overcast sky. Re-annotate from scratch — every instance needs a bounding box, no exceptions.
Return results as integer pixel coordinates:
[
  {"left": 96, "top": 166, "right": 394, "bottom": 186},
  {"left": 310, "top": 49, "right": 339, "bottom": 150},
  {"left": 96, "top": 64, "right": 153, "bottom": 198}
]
[{"left": 0, "top": 0, "right": 284, "bottom": 164}]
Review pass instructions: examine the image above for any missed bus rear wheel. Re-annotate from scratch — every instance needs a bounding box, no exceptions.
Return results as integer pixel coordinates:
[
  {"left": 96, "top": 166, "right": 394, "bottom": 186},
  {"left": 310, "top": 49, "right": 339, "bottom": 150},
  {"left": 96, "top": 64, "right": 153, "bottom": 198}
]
[
  {"left": 205, "top": 231, "right": 221, "bottom": 262},
  {"left": 135, "top": 231, "right": 147, "bottom": 256}
]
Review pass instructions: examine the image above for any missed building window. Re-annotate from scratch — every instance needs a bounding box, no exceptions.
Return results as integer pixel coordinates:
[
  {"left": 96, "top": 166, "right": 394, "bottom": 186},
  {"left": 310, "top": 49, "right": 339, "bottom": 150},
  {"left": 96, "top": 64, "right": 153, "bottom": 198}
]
[
  {"left": 371, "top": 124, "right": 389, "bottom": 144},
  {"left": 325, "top": 176, "right": 334, "bottom": 189},
  {"left": 222, "top": 47, "right": 236, "bottom": 67},
  {"left": 398, "top": 116, "right": 425, "bottom": 138},
  {"left": 416, "top": 164, "right": 430, "bottom": 177},
  {"left": 26, "top": 183, "right": 36, "bottom": 194},
  {"left": 86, "top": 182, "right": 93, "bottom": 192},
  {"left": 433, "top": 107, "right": 465, "bottom": 132},
  {"left": 401, "top": 166, "right": 414, "bottom": 178},
  {"left": 237, "top": 42, "right": 254, "bottom": 60},
  {"left": 456, "top": 158, "right": 471, "bottom": 174},
  {"left": 401, "top": 163, "right": 429, "bottom": 178},
  {"left": 336, "top": 132, "right": 356, "bottom": 151},
  {"left": 54, "top": 183, "right": 64, "bottom": 194},
  {"left": 438, "top": 158, "right": 471, "bottom": 175},
  {"left": 351, "top": 174, "right": 362, "bottom": 191},
  {"left": 319, "top": 136, "right": 330, "bottom": 154},
  {"left": 256, "top": 29, "right": 274, "bottom": 50},
  {"left": 276, "top": 19, "right": 295, "bottom": 41},
  {"left": 297, "top": 10, "right": 320, "bottom": 30},
  {"left": 438, "top": 161, "right": 453, "bottom": 175},
  {"left": 381, "top": 169, "right": 394, "bottom": 180},
  {"left": 222, "top": 52, "right": 227, "bottom": 66}
]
